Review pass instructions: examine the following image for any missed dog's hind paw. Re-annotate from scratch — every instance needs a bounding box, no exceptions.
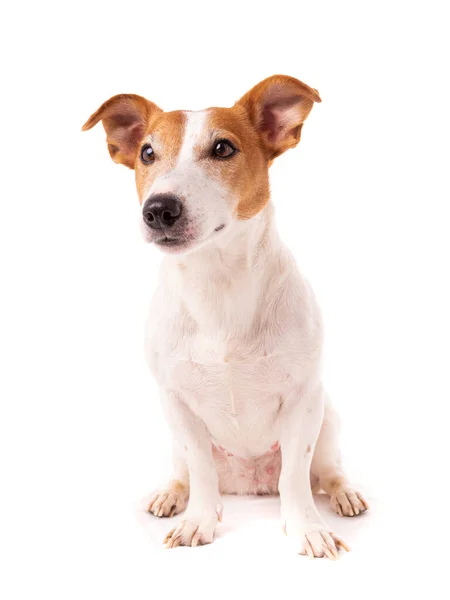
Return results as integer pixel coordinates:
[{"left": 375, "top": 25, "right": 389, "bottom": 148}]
[
  {"left": 330, "top": 487, "right": 369, "bottom": 517},
  {"left": 147, "top": 480, "right": 189, "bottom": 518}
]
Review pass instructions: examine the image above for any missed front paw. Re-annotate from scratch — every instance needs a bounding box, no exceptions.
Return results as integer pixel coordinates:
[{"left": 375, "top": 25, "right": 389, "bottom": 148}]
[
  {"left": 164, "top": 509, "right": 221, "bottom": 548},
  {"left": 285, "top": 522, "right": 350, "bottom": 559}
]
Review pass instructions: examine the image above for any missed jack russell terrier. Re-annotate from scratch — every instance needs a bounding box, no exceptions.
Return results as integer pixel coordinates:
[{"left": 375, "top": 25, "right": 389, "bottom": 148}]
[{"left": 83, "top": 75, "right": 368, "bottom": 559}]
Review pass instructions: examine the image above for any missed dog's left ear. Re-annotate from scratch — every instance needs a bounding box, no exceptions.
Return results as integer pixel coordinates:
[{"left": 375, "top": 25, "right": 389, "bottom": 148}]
[{"left": 237, "top": 75, "right": 321, "bottom": 159}]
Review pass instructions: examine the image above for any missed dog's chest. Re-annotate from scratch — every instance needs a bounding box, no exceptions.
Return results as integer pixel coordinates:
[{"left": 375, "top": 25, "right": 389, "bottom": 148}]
[
  {"left": 146, "top": 247, "right": 321, "bottom": 456},
  {"left": 147, "top": 329, "right": 305, "bottom": 456}
]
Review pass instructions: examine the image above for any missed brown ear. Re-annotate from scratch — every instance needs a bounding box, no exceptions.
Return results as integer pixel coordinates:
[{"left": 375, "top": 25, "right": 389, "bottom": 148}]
[
  {"left": 82, "top": 94, "right": 162, "bottom": 169},
  {"left": 237, "top": 75, "right": 321, "bottom": 159}
]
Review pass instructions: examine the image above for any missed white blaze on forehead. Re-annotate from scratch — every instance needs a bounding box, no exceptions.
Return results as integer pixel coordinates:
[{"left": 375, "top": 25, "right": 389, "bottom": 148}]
[{"left": 177, "top": 110, "right": 209, "bottom": 165}]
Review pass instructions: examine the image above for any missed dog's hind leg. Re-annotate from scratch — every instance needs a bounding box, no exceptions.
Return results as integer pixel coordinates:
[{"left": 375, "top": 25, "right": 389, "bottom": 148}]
[
  {"left": 148, "top": 445, "right": 189, "bottom": 518},
  {"left": 311, "top": 399, "right": 369, "bottom": 517}
]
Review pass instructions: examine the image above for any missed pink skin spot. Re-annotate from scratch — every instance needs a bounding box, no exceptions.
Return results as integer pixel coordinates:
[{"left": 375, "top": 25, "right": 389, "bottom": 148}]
[
  {"left": 227, "top": 452, "right": 234, "bottom": 457},
  {"left": 266, "top": 466, "right": 274, "bottom": 475},
  {"left": 271, "top": 441, "right": 280, "bottom": 452}
]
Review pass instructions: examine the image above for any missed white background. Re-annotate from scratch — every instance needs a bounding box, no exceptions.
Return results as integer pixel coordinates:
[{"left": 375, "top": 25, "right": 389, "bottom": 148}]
[{"left": 1, "top": 1, "right": 449, "bottom": 598}]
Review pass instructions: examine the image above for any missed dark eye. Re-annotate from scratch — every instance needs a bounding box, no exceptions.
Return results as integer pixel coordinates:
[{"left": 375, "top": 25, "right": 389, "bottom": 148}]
[
  {"left": 213, "top": 140, "right": 237, "bottom": 159},
  {"left": 140, "top": 144, "right": 155, "bottom": 164}
]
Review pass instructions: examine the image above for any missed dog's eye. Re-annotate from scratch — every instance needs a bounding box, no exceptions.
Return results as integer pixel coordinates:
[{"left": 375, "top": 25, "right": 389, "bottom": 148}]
[
  {"left": 213, "top": 140, "right": 236, "bottom": 159},
  {"left": 140, "top": 144, "right": 155, "bottom": 164}
]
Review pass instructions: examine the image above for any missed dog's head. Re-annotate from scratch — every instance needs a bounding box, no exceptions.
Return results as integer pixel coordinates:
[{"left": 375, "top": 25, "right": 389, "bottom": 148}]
[{"left": 82, "top": 75, "right": 320, "bottom": 254}]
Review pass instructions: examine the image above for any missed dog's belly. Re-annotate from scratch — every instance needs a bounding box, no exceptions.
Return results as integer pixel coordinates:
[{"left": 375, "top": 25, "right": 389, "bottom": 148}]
[{"left": 213, "top": 443, "right": 282, "bottom": 495}]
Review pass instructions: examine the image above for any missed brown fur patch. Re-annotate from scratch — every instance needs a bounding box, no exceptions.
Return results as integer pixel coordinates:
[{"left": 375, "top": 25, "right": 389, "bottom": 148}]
[
  {"left": 328, "top": 476, "right": 346, "bottom": 493},
  {"left": 205, "top": 106, "right": 271, "bottom": 219},
  {"left": 169, "top": 479, "right": 188, "bottom": 494}
]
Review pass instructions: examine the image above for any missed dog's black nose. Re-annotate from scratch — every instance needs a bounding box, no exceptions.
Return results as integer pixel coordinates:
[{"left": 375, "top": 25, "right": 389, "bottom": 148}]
[{"left": 142, "top": 194, "right": 182, "bottom": 229}]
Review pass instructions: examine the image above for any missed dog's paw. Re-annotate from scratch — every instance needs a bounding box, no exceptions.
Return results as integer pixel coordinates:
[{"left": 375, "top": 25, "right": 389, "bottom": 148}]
[
  {"left": 330, "top": 487, "right": 369, "bottom": 517},
  {"left": 285, "top": 522, "right": 350, "bottom": 559},
  {"left": 147, "top": 480, "right": 189, "bottom": 518},
  {"left": 163, "top": 510, "right": 220, "bottom": 548}
]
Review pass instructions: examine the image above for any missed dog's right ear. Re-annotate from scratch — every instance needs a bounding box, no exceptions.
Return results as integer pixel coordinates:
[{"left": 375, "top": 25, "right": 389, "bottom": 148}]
[{"left": 82, "top": 94, "right": 162, "bottom": 169}]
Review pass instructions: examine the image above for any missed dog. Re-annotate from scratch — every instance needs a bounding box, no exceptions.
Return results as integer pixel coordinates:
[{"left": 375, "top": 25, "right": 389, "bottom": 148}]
[{"left": 83, "top": 75, "right": 368, "bottom": 559}]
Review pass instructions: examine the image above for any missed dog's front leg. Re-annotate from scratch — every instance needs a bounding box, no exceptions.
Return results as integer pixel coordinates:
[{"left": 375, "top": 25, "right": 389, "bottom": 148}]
[
  {"left": 279, "top": 384, "right": 349, "bottom": 559},
  {"left": 161, "top": 391, "right": 221, "bottom": 548}
]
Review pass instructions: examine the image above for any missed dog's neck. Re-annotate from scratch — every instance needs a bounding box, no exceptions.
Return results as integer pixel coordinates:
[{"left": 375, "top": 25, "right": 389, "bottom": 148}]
[{"left": 163, "top": 203, "right": 288, "bottom": 338}]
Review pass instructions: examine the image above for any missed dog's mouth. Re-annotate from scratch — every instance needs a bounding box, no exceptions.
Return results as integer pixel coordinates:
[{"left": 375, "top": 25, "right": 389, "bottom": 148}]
[
  {"left": 145, "top": 221, "right": 228, "bottom": 255},
  {"left": 154, "top": 236, "right": 184, "bottom": 246},
  {"left": 153, "top": 235, "right": 191, "bottom": 251},
  {"left": 152, "top": 223, "right": 226, "bottom": 248},
  {"left": 152, "top": 231, "right": 205, "bottom": 254}
]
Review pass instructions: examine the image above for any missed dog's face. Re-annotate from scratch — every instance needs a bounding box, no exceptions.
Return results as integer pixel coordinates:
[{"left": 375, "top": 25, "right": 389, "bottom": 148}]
[{"left": 83, "top": 76, "right": 320, "bottom": 254}]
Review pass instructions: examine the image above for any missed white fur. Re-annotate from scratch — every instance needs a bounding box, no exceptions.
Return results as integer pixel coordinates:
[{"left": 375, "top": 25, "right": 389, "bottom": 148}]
[
  {"left": 177, "top": 111, "right": 207, "bottom": 164},
  {"left": 145, "top": 113, "right": 368, "bottom": 556}
]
